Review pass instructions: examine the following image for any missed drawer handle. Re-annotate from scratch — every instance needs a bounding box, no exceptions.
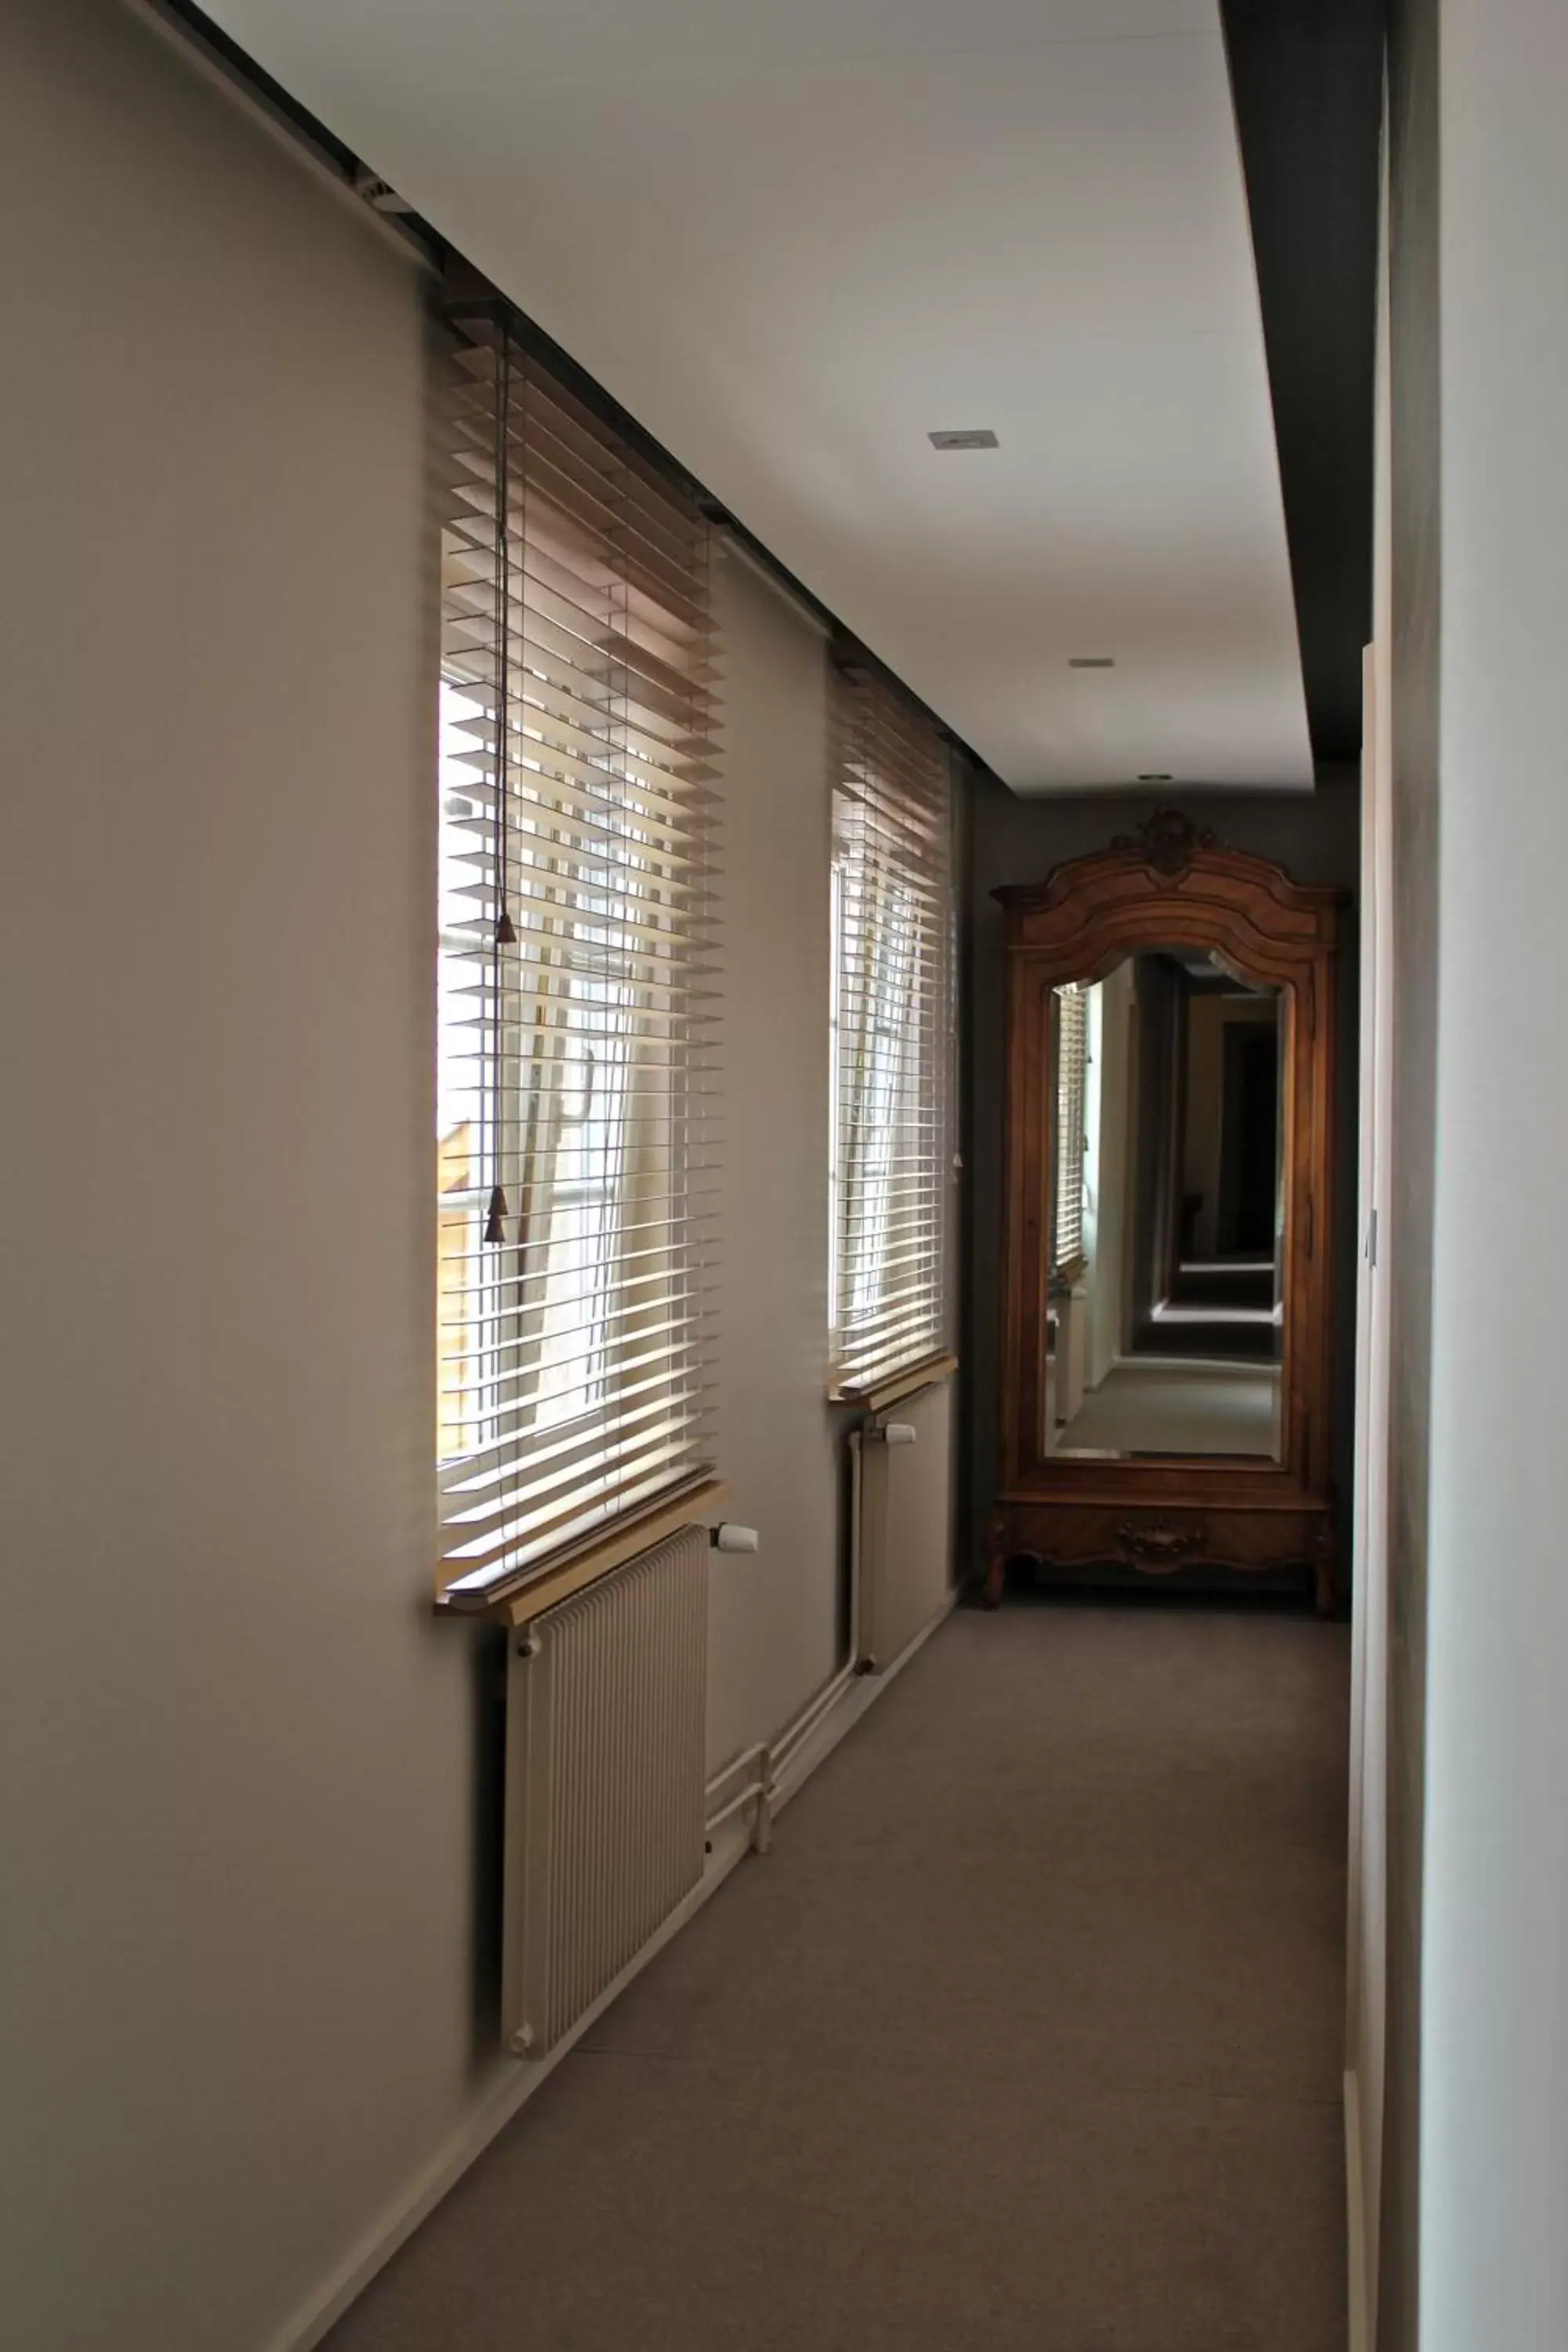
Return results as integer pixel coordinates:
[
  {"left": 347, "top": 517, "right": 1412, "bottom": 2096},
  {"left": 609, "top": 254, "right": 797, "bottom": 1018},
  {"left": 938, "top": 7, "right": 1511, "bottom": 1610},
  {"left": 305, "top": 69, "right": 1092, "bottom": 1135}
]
[{"left": 1116, "top": 1522, "right": 1204, "bottom": 1569}]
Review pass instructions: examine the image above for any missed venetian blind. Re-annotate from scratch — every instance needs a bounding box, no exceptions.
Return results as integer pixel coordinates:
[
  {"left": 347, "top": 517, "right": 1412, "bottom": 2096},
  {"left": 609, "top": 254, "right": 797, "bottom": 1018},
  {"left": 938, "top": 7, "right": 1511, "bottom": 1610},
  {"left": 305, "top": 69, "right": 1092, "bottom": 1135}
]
[
  {"left": 437, "top": 317, "right": 720, "bottom": 1601},
  {"left": 829, "top": 665, "right": 954, "bottom": 1396},
  {"left": 1054, "top": 985, "right": 1089, "bottom": 1274}
]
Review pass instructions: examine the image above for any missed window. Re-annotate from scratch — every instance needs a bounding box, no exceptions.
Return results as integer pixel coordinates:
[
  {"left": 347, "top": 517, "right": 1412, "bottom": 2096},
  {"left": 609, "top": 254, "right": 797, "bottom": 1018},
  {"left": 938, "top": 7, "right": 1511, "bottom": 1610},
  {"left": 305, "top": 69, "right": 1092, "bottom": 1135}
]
[
  {"left": 829, "top": 665, "right": 954, "bottom": 1396},
  {"left": 437, "top": 318, "right": 719, "bottom": 1601},
  {"left": 1054, "top": 983, "right": 1089, "bottom": 1276}
]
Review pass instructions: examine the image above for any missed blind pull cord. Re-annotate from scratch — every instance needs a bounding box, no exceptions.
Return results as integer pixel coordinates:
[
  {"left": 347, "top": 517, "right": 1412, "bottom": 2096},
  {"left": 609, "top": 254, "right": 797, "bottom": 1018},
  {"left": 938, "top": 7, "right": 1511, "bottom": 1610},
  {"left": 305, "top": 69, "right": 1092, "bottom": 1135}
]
[{"left": 485, "top": 329, "right": 515, "bottom": 1247}]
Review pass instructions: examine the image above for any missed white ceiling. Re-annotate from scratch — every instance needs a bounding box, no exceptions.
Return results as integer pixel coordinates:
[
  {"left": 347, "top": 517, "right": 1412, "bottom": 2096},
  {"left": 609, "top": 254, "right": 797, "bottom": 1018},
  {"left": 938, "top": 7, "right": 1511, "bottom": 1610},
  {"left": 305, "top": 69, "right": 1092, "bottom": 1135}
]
[{"left": 202, "top": 0, "right": 1314, "bottom": 793}]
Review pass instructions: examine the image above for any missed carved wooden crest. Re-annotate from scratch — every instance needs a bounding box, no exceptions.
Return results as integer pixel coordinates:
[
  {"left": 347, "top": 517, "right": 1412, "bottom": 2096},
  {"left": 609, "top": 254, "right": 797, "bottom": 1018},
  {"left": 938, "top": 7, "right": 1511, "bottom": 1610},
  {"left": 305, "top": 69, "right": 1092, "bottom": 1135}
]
[{"left": 1109, "top": 808, "right": 1220, "bottom": 877}]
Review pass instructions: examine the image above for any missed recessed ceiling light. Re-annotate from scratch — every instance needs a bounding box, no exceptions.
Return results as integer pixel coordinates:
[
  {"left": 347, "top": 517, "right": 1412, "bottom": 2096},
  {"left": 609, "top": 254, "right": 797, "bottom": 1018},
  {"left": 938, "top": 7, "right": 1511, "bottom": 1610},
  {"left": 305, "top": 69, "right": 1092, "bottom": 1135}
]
[
  {"left": 1069, "top": 656, "right": 1116, "bottom": 670},
  {"left": 1137, "top": 772, "right": 1174, "bottom": 782},
  {"left": 927, "top": 428, "right": 998, "bottom": 451}
]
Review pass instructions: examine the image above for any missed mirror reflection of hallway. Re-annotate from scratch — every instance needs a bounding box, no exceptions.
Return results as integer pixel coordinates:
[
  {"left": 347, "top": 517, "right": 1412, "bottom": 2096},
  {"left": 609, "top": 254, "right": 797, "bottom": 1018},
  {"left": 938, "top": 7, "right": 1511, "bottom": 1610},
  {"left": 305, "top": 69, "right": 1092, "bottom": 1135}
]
[{"left": 1046, "top": 950, "right": 1283, "bottom": 1462}]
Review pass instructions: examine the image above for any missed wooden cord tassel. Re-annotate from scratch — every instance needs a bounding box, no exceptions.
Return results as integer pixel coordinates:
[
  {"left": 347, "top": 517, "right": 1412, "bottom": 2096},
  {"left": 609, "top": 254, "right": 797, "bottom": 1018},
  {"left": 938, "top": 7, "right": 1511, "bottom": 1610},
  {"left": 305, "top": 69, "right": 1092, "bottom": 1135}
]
[{"left": 482, "top": 1185, "right": 510, "bottom": 1246}]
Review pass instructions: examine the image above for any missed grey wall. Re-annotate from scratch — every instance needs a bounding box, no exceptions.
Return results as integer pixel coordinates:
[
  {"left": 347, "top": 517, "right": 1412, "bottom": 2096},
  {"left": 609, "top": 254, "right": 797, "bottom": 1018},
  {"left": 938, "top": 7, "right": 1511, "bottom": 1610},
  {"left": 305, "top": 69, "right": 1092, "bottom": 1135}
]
[
  {"left": 0, "top": 6, "right": 892, "bottom": 2346},
  {"left": 964, "top": 771, "right": 1360, "bottom": 1576},
  {"left": 1412, "top": 0, "right": 1568, "bottom": 2345},
  {"left": 1378, "top": 2, "right": 1439, "bottom": 2343},
  {"left": 1219, "top": 0, "right": 1384, "bottom": 762}
]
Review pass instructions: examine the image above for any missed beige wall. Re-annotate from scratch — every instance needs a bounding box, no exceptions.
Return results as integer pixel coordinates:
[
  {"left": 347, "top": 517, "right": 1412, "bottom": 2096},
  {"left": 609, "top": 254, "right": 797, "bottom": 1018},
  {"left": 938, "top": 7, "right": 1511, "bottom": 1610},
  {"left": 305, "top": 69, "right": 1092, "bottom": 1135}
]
[
  {"left": 0, "top": 5, "right": 877, "bottom": 2347},
  {"left": 706, "top": 547, "right": 842, "bottom": 1770}
]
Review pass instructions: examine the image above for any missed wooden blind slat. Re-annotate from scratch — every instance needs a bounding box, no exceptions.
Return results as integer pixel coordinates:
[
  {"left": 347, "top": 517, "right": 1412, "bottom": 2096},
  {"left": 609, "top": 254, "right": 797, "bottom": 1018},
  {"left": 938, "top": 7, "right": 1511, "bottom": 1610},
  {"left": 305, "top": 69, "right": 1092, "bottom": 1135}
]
[
  {"left": 829, "top": 667, "right": 955, "bottom": 1396},
  {"left": 437, "top": 320, "right": 720, "bottom": 1595}
]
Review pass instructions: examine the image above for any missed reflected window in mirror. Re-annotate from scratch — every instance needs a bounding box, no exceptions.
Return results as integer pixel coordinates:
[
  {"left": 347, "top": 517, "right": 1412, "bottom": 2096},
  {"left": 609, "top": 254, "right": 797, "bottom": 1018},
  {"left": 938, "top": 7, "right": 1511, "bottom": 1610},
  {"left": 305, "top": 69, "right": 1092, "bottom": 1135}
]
[
  {"left": 1051, "top": 982, "right": 1090, "bottom": 1277},
  {"left": 1045, "top": 949, "right": 1283, "bottom": 1465}
]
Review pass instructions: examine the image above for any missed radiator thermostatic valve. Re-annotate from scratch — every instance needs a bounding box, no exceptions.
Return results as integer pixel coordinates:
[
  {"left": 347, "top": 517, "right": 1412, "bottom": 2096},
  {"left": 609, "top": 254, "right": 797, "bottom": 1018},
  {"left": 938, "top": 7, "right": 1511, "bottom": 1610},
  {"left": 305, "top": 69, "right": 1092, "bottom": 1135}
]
[{"left": 710, "top": 1523, "right": 760, "bottom": 1553}]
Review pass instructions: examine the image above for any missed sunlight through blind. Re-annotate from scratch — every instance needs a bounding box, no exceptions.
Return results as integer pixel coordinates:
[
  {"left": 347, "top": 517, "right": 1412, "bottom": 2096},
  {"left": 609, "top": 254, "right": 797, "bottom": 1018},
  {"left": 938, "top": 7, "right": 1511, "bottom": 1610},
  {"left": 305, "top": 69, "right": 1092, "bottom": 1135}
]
[
  {"left": 1053, "top": 985, "right": 1089, "bottom": 1275},
  {"left": 437, "top": 314, "right": 720, "bottom": 1599},
  {"left": 829, "top": 665, "right": 954, "bottom": 1397}
]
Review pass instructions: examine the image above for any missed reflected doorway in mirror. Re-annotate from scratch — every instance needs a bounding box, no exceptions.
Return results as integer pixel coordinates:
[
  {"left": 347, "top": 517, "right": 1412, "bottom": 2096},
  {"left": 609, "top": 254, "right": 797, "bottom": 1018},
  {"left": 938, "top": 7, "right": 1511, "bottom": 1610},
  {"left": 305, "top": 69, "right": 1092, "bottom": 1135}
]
[{"left": 1045, "top": 949, "right": 1284, "bottom": 1465}]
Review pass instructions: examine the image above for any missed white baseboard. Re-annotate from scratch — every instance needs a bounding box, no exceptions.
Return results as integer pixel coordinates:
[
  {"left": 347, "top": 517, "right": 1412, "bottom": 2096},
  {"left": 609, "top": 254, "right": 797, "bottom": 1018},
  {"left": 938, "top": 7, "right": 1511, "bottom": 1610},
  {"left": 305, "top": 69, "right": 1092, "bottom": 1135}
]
[
  {"left": 773, "top": 1583, "right": 958, "bottom": 1809},
  {"left": 267, "top": 1814, "right": 755, "bottom": 2352},
  {"left": 1345, "top": 2068, "right": 1371, "bottom": 2352},
  {"left": 269, "top": 1585, "right": 959, "bottom": 2352}
]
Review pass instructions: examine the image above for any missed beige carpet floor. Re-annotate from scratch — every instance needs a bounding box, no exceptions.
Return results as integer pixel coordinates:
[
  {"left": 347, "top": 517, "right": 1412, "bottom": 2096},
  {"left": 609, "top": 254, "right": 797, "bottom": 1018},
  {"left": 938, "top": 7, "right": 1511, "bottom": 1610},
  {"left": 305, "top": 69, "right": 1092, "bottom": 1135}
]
[
  {"left": 1057, "top": 1363, "right": 1281, "bottom": 1458},
  {"left": 325, "top": 1600, "right": 1350, "bottom": 2352}
]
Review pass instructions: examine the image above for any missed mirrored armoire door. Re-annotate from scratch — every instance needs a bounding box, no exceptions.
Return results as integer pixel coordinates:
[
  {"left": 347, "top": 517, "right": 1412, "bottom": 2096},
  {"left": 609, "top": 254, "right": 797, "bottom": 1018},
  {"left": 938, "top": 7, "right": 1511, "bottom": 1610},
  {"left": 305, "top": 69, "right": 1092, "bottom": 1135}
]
[{"left": 985, "top": 815, "right": 1343, "bottom": 1611}]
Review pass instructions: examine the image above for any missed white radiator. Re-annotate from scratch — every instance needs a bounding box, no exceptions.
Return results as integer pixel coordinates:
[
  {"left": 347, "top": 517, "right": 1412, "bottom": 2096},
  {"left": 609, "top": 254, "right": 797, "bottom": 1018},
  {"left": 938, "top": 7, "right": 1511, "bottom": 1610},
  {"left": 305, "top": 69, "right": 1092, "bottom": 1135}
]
[
  {"left": 856, "top": 1378, "right": 954, "bottom": 1671},
  {"left": 501, "top": 1525, "right": 708, "bottom": 2058}
]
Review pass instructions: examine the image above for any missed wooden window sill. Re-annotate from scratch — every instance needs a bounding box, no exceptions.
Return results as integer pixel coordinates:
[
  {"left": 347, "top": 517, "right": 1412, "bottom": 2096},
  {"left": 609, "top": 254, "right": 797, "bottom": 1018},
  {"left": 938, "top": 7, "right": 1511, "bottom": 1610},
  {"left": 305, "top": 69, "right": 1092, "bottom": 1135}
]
[
  {"left": 829, "top": 1351, "right": 958, "bottom": 1417},
  {"left": 437, "top": 1472, "right": 728, "bottom": 1627}
]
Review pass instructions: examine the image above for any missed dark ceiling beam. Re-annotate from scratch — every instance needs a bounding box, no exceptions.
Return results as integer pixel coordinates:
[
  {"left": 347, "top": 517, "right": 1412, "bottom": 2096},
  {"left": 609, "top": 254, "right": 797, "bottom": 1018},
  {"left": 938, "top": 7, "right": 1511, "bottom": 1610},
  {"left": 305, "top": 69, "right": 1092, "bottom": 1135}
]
[{"left": 1221, "top": 0, "right": 1385, "bottom": 762}]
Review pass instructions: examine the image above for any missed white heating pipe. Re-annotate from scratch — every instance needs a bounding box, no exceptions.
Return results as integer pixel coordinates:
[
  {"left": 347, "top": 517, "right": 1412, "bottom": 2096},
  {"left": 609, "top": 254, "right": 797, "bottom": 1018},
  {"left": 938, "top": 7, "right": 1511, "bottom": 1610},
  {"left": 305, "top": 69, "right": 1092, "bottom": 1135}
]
[
  {"left": 705, "top": 1777, "right": 765, "bottom": 1834},
  {"left": 702, "top": 1430, "right": 868, "bottom": 1831},
  {"left": 706, "top": 1741, "right": 775, "bottom": 1852},
  {"left": 705, "top": 1741, "right": 767, "bottom": 1802},
  {"left": 847, "top": 1425, "right": 864, "bottom": 1667},
  {"left": 772, "top": 1662, "right": 856, "bottom": 1771}
]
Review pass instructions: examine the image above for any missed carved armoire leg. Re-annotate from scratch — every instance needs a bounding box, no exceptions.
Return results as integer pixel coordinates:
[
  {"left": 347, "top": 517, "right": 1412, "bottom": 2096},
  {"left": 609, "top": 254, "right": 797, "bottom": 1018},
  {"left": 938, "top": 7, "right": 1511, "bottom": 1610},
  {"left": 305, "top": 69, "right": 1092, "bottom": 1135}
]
[{"left": 978, "top": 1515, "right": 1011, "bottom": 1608}]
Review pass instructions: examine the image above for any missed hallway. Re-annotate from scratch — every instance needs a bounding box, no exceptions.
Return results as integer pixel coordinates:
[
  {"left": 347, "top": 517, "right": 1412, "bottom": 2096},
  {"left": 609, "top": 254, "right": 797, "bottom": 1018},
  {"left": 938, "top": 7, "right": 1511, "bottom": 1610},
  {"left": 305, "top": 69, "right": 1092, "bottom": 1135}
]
[
  {"left": 1059, "top": 1362, "right": 1281, "bottom": 1457},
  {"left": 326, "top": 1602, "right": 1350, "bottom": 2351}
]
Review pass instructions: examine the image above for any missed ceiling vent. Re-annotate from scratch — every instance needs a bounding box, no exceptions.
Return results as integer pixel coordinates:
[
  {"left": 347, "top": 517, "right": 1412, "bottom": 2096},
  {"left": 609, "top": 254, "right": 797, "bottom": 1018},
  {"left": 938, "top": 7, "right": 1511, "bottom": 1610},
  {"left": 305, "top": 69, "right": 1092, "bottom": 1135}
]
[
  {"left": 927, "top": 429, "right": 998, "bottom": 452},
  {"left": 354, "top": 165, "right": 416, "bottom": 216},
  {"left": 1069, "top": 656, "right": 1116, "bottom": 670}
]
